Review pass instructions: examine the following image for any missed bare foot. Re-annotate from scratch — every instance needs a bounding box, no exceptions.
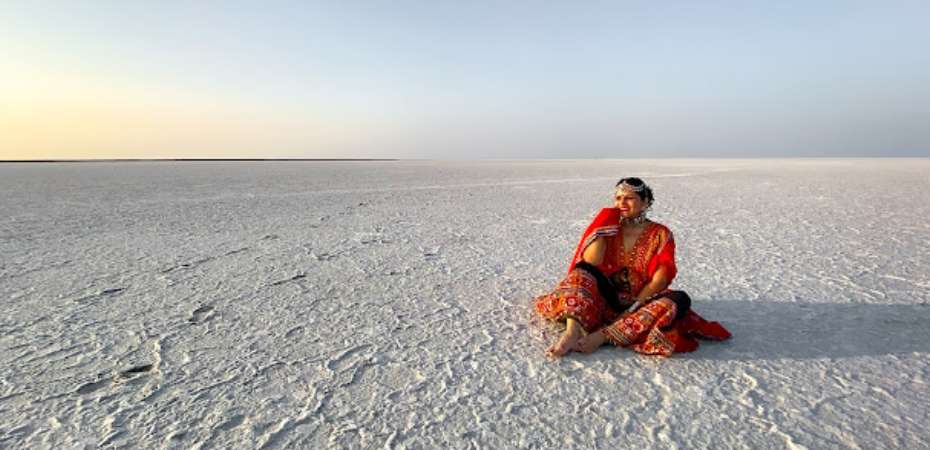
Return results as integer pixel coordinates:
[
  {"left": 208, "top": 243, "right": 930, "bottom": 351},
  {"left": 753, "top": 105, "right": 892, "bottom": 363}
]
[
  {"left": 546, "top": 319, "right": 583, "bottom": 358},
  {"left": 574, "top": 330, "right": 607, "bottom": 353}
]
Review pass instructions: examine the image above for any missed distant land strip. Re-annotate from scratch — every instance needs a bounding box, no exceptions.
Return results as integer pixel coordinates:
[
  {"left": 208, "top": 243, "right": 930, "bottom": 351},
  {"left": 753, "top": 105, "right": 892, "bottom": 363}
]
[{"left": 0, "top": 158, "right": 399, "bottom": 163}]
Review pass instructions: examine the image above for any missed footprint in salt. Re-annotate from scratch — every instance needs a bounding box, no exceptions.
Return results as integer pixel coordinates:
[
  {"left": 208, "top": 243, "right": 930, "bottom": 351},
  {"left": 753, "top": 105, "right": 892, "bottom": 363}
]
[
  {"left": 215, "top": 414, "right": 246, "bottom": 432},
  {"left": 419, "top": 246, "right": 441, "bottom": 260},
  {"left": 310, "top": 250, "right": 339, "bottom": 261},
  {"left": 76, "top": 378, "right": 110, "bottom": 395},
  {"left": 76, "top": 363, "right": 156, "bottom": 394},
  {"left": 74, "top": 287, "right": 126, "bottom": 304},
  {"left": 189, "top": 305, "right": 215, "bottom": 324},
  {"left": 284, "top": 326, "right": 304, "bottom": 339},
  {"left": 119, "top": 364, "right": 154, "bottom": 379},
  {"left": 712, "top": 372, "right": 760, "bottom": 408},
  {"left": 326, "top": 344, "right": 374, "bottom": 372}
]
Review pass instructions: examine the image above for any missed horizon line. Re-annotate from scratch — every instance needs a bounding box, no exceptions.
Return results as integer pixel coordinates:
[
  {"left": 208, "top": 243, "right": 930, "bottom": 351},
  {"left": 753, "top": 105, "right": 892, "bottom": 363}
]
[
  {"left": 2, "top": 156, "right": 929, "bottom": 163},
  {"left": 0, "top": 158, "right": 401, "bottom": 163}
]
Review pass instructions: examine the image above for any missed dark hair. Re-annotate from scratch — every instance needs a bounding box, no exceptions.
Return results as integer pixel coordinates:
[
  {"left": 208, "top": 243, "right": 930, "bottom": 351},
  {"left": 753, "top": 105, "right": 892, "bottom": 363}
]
[{"left": 615, "top": 177, "right": 654, "bottom": 205}]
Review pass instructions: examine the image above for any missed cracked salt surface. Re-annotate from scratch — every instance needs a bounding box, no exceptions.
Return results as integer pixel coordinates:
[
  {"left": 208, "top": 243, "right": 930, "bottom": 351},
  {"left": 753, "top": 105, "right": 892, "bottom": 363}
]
[{"left": 1, "top": 159, "right": 929, "bottom": 449}]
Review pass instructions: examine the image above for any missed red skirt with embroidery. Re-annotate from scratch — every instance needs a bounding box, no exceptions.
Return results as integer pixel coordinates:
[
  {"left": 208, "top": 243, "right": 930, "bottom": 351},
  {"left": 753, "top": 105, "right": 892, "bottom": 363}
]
[
  {"left": 534, "top": 269, "right": 620, "bottom": 332},
  {"left": 601, "top": 298, "right": 731, "bottom": 356},
  {"left": 535, "top": 269, "right": 732, "bottom": 356}
]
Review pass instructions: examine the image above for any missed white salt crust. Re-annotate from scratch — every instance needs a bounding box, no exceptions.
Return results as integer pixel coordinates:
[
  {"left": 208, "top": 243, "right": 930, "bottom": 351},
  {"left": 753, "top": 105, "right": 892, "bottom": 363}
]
[{"left": 1, "top": 159, "right": 929, "bottom": 449}]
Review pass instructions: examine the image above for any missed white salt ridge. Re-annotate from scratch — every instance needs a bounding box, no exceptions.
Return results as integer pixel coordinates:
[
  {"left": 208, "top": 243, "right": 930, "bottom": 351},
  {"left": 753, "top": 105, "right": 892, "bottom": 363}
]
[{"left": 1, "top": 159, "right": 929, "bottom": 449}]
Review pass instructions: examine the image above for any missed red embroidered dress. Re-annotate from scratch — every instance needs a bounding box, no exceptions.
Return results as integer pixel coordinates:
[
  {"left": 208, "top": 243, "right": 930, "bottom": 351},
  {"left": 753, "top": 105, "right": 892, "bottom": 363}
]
[{"left": 535, "top": 208, "right": 731, "bottom": 356}]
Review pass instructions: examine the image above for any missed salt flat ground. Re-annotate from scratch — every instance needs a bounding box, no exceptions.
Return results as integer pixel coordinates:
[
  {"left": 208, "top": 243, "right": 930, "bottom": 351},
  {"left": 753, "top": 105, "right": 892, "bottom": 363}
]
[{"left": 1, "top": 159, "right": 929, "bottom": 449}]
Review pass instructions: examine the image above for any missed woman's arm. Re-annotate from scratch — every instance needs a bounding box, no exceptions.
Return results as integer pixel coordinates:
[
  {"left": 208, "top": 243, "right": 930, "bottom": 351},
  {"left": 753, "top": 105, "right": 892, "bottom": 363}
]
[
  {"left": 617, "top": 266, "right": 670, "bottom": 314},
  {"left": 634, "top": 266, "right": 670, "bottom": 302},
  {"left": 581, "top": 236, "right": 606, "bottom": 266}
]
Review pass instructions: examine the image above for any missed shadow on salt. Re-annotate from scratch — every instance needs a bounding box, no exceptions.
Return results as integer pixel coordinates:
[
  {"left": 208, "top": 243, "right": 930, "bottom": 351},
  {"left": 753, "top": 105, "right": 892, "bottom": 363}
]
[{"left": 679, "top": 300, "right": 930, "bottom": 361}]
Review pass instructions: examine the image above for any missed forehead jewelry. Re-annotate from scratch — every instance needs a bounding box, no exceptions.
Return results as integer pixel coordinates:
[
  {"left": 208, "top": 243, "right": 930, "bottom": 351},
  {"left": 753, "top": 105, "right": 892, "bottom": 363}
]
[{"left": 615, "top": 180, "right": 645, "bottom": 196}]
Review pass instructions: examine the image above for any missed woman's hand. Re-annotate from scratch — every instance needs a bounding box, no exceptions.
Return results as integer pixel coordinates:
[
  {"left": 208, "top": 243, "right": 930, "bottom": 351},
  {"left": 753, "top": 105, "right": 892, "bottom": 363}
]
[
  {"left": 633, "top": 266, "right": 670, "bottom": 305},
  {"left": 574, "top": 330, "right": 607, "bottom": 353}
]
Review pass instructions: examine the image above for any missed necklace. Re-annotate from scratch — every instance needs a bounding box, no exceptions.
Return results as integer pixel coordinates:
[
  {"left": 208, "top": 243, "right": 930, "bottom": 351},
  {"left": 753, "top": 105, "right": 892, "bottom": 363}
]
[{"left": 620, "top": 214, "right": 649, "bottom": 225}]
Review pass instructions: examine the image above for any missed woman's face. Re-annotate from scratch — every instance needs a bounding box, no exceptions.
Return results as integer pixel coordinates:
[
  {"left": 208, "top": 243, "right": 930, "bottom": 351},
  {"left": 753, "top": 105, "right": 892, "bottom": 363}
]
[{"left": 614, "top": 190, "right": 644, "bottom": 218}]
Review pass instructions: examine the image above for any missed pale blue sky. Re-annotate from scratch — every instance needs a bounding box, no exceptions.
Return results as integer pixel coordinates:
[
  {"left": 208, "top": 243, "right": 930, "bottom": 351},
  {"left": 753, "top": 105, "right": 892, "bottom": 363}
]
[{"left": 2, "top": 1, "right": 929, "bottom": 159}]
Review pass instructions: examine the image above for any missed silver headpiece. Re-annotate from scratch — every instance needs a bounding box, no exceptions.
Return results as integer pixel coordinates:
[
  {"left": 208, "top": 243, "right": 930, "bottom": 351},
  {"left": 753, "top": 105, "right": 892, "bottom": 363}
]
[{"left": 615, "top": 180, "right": 645, "bottom": 195}]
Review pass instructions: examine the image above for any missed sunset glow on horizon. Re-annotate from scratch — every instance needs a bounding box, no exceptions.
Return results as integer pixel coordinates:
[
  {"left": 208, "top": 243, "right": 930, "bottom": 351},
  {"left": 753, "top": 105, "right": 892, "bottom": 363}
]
[{"left": 3, "top": 1, "right": 929, "bottom": 160}]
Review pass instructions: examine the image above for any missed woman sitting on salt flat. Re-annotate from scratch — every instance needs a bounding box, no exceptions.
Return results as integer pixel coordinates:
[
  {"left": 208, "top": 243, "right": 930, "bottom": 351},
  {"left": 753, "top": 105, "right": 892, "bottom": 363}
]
[{"left": 535, "top": 177, "right": 731, "bottom": 357}]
